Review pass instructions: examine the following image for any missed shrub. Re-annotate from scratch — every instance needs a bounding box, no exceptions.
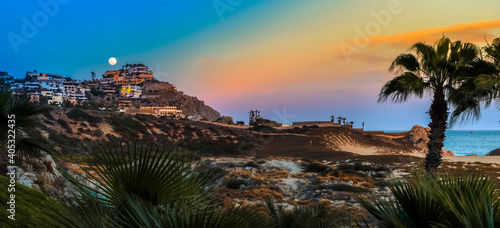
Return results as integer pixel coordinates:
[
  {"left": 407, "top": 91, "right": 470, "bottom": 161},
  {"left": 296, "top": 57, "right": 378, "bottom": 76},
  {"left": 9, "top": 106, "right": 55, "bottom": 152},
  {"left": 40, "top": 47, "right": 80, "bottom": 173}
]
[
  {"left": 197, "top": 166, "right": 227, "bottom": 185},
  {"left": 248, "top": 125, "right": 279, "bottom": 133},
  {"left": 304, "top": 163, "right": 331, "bottom": 173},
  {"left": 180, "top": 141, "right": 239, "bottom": 155},
  {"left": 357, "top": 171, "right": 500, "bottom": 227},
  {"left": 92, "top": 129, "right": 104, "bottom": 137},
  {"left": 226, "top": 179, "right": 247, "bottom": 189},
  {"left": 66, "top": 109, "right": 102, "bottom": 123},
  {"left": 48, "top": 131, "right": 81, "bottom": 147},
  {"left": 42, "top": 112, "right": 55, "bottom": 120},
  {"left": 245, "top": 161, "right": 260, "bottom": 168},
  {"left": 330, "top": 184, "right": 369, "bottom": 193},
  {"left": 57, "top": 119, "right": 72, "bottom": 133},
  {"left": 105, "top": 116, "right": 148, "bottom": 137}
]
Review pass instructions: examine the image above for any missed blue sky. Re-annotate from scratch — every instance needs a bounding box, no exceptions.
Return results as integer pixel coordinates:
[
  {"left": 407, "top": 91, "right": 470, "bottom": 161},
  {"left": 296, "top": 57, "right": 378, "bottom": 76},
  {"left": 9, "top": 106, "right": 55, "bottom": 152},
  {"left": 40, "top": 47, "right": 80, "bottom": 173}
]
[{"left": 1, "top": 0, "right": 499, "bottom": 130}]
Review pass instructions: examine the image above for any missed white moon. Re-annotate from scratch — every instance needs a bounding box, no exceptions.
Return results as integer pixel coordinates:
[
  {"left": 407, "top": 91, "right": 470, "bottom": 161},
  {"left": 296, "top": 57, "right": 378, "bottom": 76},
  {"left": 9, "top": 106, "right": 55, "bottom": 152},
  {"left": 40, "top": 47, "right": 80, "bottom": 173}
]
[{"left": 109, "top": 57, "right": 117, "bottom": 66}]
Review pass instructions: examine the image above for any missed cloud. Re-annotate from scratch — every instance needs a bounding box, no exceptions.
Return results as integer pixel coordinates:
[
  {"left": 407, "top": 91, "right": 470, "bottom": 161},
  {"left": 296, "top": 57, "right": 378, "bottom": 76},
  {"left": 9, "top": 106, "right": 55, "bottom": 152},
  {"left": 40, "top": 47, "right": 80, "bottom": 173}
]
[
  {"left": 366, "top": 19, "right": 500, "bottom": 46},
  {"left": 332, "top": 19, "right": 500, "bottom": 68},
  {"left": 339, "top": 19, "right": 500, "bottom": 49}
]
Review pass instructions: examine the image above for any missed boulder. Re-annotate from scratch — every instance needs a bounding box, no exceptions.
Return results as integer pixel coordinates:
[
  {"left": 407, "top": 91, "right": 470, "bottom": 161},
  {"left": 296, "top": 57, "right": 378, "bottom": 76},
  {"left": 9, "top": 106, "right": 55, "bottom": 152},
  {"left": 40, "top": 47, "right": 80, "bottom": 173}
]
[
  {"left": 407, "top": 125, "right": 454, "bottom": 156},
  {"left": 487, "top": 148, "right": 500, "bottom": 156},
  {"left": 441, "top": 149, "right": 454, "bottom": 156},
  {"left": 407, "top": 125, "right": 429, "bottom": 146},
  {"left": 216, "top": 116, "right": 234, "bottom": 125}
]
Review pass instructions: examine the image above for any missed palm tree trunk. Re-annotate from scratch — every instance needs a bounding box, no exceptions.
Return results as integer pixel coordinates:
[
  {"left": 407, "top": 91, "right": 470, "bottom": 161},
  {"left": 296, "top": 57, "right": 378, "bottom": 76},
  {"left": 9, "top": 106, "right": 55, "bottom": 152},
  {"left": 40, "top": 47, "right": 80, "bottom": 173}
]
[{"left": 425, "top": 86, "right": 448, "bottom": 172}]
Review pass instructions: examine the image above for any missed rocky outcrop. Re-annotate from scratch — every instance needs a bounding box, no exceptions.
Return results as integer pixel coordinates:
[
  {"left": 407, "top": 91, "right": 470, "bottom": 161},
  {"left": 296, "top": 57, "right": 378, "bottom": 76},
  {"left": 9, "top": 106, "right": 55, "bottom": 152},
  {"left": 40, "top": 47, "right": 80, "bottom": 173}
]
[
  {"left": 174, "top": 96, "right": 221, "bottom": 121},
  {"left": 118, "top": 81, "right": 221, "bottom": 121},
  {"left": 441, "top": 149, "right": 454, "bottom": 156},
  {"left": 487, "top": 148, "right": 500, "bottom": 156},
  {"left": 216, "top": 116, "right": 234, "bottom": 125},
  {"left": 407, "top": 125, "right": 454, "bottom": 156},
  {"left": 406, "top": 125, "right": 430, "bottom": 148},
  {"left": 15, "top": 152, "right": 97, "bottom": 199}
]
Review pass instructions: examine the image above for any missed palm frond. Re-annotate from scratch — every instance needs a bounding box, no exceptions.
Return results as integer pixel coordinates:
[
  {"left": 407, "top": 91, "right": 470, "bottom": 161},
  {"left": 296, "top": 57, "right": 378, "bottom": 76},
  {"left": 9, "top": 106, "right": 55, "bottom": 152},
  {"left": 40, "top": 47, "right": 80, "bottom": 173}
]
[
  {"left": 378, "top": 72, "right": 427, "bottom": 103},
  {"left": 358, "top": 170, "right": 500, "bottom": 227},
  {"left": 389, "top": 54, "right": 420, "bottom": 73}
]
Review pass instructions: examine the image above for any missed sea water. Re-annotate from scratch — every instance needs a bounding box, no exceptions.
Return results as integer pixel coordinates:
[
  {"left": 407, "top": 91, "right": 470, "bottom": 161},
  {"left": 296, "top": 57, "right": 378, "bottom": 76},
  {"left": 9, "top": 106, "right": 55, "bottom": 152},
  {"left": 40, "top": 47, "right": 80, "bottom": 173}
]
[
  {"left": 384, "top": 130, "right": 500, "bottom": 156},
  {"left": 444, "top": 130, "right": 500, "bottom": 156}
]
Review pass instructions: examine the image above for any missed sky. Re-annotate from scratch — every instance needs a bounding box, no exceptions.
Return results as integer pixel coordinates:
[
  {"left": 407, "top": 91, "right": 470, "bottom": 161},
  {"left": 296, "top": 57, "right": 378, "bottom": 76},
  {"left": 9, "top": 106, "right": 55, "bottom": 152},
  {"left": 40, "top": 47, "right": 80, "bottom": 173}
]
[{"left": 1, "top": 0, "right": 500, "bottom": 130}]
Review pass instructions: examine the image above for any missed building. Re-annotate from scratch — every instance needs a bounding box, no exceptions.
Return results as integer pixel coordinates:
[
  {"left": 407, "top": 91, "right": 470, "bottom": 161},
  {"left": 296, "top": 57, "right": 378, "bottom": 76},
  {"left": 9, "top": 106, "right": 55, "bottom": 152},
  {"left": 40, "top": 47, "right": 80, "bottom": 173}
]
[
  {"left": 103, "top": 64, "right": 155, "bottom": 86},
  {"left": 30, "top": 73, "right": 63, "bottom": 81},
  {"left": 118, "top": 100, "right": 133, "bottom": 110},
  {"left": 67, "top": 93, "right": 87, "bottom": 104},
  {"left": 292, "top": 121, "right": 340, "bottom": 128},
  {"left": 49, "top": 93, "right": 63, "bottom": 105},
  {"left": 140, "top": 106, "right": 182, "bottom": 117},
  {"left": 120, "top": 85, "right": 142, "bottom": 98},
  {"left": 125, "top": 109, "right": 156, "bottom": 115},
  {"left": 28, "top": 91, "right": 40, "bottom": 102},
  {"left": 63, "top": 81, "right": 77, "bottom": 94}
]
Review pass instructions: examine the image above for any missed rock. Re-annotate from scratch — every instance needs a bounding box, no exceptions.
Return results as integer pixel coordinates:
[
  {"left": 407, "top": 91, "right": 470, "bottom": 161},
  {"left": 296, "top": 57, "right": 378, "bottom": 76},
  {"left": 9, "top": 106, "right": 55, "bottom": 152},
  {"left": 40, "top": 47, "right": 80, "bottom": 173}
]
[
  {"left": 374, "top": 171, "right": 390, "bottom": 178},
  {"left": 487, "top": 148, "right": 500, "bottom": 156},
  {"left": 216, "top": 116, "right": 234, "bottom": 125},
  {"left": 18, "top": 174, "right": 36, "bottom": 188},
  {"left": 407, "top": 125, "right": 454, "bottom": 156},
  {"left": 140, "top": 82, "right": 221, "bottom": 121},
  {"left": 442, "top": 148, "right": 454, "bottom": 156},
  {"left": 407, "top": 125, "right": 429, "bottom": 147}
]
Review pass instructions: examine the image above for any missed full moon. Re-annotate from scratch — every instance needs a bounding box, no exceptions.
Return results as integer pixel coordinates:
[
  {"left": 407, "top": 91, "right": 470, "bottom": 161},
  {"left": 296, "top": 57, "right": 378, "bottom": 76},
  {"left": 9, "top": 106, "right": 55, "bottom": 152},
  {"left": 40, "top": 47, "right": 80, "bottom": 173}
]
[{"left": 109, "top": 57, "right": 117, "bottom": 66}]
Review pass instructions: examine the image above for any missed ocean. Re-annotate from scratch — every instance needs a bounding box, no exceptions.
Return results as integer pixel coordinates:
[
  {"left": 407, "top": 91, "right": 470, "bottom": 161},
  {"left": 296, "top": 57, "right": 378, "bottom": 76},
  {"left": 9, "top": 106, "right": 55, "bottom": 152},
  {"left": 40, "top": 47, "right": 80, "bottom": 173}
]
[
  {"left": 443, "top": 130, "right": 500, "bottom": 156},
  {"left": 384, "top": 130, "right": 500, "bottom": 156}
]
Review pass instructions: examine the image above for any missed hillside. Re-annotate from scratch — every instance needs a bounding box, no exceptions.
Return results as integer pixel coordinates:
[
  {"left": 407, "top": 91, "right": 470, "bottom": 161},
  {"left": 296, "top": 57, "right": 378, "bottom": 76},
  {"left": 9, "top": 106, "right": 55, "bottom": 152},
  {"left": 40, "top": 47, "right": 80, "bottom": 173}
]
[
  {"left": 0, "top": 175, "right": 65, "bottom": 227},
  {"left": 6, "top": 108, "right": 500, "bottom": 223}
]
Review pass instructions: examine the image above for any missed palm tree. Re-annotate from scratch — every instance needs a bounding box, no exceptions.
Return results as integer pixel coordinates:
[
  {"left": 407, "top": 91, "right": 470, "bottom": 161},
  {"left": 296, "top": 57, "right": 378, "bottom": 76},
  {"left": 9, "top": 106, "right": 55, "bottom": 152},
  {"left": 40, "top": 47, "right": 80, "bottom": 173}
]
[
  {"left": 349, "top": 121, "right": 354, "bottom": 126},
  {"left": 330, "top": 115, "right": 335, "bottom": 122},
  {"left": 379, "top": 36, "right": 480, "bottom": 172},
  {"left": 0, "top": 86, "right": 56, "bottom": 163},
  {"left": 342, "top": 118, "right": 346, "bottom": 125},
  {"left": 357, "top": 171, "right": 500, "bottom": 227},
  {"left": 449, "top": 37, "right": 500, "bottom": 124},
  {"left": 53, "top": 139, "right": 271, "bottom": 228},
  {"left": 90, "top": 71, "right": 96, "bottom": 81},
  {"left": 265, "top": 200, "right": 353, "bottom": 228},
  {"left": 337, "top": 116, "right": 342, "bottom": 124}
]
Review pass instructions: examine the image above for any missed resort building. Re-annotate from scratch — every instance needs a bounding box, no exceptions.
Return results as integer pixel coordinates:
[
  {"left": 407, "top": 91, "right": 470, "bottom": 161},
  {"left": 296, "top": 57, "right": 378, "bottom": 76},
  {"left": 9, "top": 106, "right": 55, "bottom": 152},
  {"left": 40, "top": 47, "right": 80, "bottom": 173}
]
[
  {"left": 140, "top": 106, "right": 182, "bottom": 117},
  {"left": 67, "top": 93, "right": 87, "bottom": 104},
  {"left": 49, "top": 93, "right": 63, "bottom": 105},
  {"left": 103, "top": 64, "right": 155, "bottom": 86},
  {"left": 118, "top": 100, "right": 133, "bottom": 110},
  {"left": 120, "top": 85, "right": 142, "bottom": 98},
  {"left": 124, "top": 109, "right": 156, "bottom": 116},
  {"left": 292, "top": 121, "right": 340, "bottom": 128}
]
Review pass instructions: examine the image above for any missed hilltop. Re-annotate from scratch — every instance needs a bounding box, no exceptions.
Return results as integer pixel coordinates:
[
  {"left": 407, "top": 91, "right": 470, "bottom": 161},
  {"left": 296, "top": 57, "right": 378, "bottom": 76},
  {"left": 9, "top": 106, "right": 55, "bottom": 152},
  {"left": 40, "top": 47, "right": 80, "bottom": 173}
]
[{"left": 2, "top": 64, "right": 222, "bottom": 121}]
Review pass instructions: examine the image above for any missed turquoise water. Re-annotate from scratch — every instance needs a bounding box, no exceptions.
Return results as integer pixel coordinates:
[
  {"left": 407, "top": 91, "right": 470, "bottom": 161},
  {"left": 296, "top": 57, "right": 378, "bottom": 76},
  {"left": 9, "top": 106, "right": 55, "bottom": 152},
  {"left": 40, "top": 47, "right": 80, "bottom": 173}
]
[
  {"left": 444, "top": 130, "right": 500, "bottom": 156},
  {"left": 383, "top": 130, "right": 500, "bottom": 156}
]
